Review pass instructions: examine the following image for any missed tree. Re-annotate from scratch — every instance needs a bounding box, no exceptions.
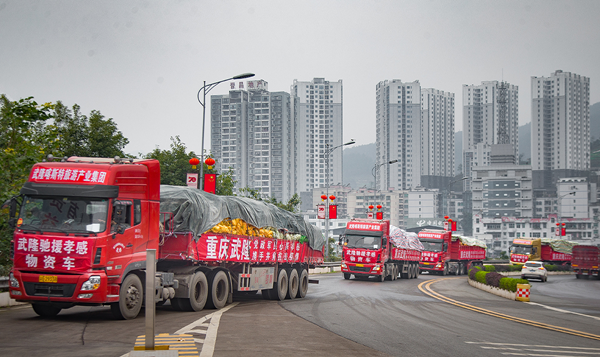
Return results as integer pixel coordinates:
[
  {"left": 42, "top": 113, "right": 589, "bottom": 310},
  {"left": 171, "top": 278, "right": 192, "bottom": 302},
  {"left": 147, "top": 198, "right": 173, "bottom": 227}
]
[
  {"left": 145, "top": 136, "right": 196, "bottom": 186},
  {"left": 238, "top": 187, "right": 302, "bottom": 213},
  {"left": 215, "top": 167, "right": 236, "bottom": 196}
]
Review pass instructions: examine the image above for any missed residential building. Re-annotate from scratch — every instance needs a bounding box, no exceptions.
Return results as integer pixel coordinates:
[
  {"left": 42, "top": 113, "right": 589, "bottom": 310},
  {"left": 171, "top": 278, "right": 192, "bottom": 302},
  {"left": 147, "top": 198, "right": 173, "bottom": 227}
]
[
  {"left": 290, "top": 78, "right": 344, "bottom": 195},
  {"left": 210, "top": 80, "right": 297, "bottom": 201}
]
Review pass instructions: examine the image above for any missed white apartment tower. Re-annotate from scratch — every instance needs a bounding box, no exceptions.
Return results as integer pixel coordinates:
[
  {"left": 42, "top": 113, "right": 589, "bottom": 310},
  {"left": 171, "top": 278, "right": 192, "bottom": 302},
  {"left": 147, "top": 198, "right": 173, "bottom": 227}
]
[
  {"left": 531, "top": 70, "right": 590, "bottom": 171},
  {"left": 421, "top": 88, "right": 455, "bottom": 177},
  {"left": 462, "top": 81, "right": 519, "bottom": 189},
  {"left": 210, "top": 80, "right": 297, "bottom": 201},
  {"left": 291, "top": 78, "right": 344, "bottom": 193},
  {"left": 375, "top": 80, "right": 455, "bottom": 191},
  {"left": 376, "top": 80, "right": 422, "bottom": 190}
]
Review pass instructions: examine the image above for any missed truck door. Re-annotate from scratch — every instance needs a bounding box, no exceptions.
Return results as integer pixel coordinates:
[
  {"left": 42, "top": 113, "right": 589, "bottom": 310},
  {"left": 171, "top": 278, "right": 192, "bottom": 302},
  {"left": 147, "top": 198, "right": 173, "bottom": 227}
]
[{"left": 107, "top": 200, "right": 134, "bottom": 276}]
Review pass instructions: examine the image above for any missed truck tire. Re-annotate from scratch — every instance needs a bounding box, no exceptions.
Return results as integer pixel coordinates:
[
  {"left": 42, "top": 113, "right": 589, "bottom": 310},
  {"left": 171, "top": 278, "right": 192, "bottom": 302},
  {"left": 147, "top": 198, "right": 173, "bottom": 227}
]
[
  {"left": 188, "top": 271, "right": 208, "bottom": 311},
  {"left": 206, "top": 270, "right": 229, "bottom": 309},
  {"left": 170, "top": 298, "right": 186, "bottom": 311},
  {"left": 274, "top": 269, "right": 288, "bottom": 300},
  {"left": 400, "top": 265, "right": 409, "bottom": 279},
  {"left": 32, "top": 303, "right": 62, "bottom": 317},
  {"left": 343, "top": 273, "right": 351, "bottom": 280},
  {"left": 111, "top": 274, "right": 143, "bottom": 320},
  {"left": 576, "top": 274, "right": 581, "bottom": 279},
  {"left": 392, "top": 266, "right": 397, "bottom": 281},
  {"left": 379, "top": 268, "right": 385, "bottom": 282},
  {"left": 454, "top": 264, "right": 460, "bottom": 276},
  {"left": 442, "top": 264, "right": 448, "bottom": 276},
  {"left": 297, "top": 269, "right": 309, "bottom": 298},
  {"left": 410, "top": 264, "right": 417, "bottom": 279},
  {"left": 287, "top": 268, "right": 299, "bottom": 300}
]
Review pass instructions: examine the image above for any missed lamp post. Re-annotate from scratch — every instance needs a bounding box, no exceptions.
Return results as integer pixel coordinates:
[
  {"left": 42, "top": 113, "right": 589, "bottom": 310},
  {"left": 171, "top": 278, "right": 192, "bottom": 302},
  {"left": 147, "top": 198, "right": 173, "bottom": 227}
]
[
  {"left": 372, "top": 159, "right": 398, "bottom": 209},
  {"left": 197, "top": 72, "right": 255, "bottom": 190},
  {"left": 445, "top": 177, "right": 468, "bottom": 218},
  {"left": 324, "top": 139, "right": 355, "bottom": 260}
]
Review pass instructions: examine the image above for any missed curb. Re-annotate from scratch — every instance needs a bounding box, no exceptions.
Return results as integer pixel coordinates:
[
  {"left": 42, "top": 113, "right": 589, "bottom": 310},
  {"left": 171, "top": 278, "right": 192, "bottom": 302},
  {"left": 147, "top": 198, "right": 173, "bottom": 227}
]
[{"left": 468, "top": 278, "right": 516, "bottom": 301}]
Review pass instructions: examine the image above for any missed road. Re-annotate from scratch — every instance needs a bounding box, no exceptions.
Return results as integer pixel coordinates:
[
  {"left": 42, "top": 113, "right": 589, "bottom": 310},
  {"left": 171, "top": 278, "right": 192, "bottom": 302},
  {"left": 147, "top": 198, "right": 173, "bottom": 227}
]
[{"left": 0, "top": 273, "right": 598, "bottom": 356}]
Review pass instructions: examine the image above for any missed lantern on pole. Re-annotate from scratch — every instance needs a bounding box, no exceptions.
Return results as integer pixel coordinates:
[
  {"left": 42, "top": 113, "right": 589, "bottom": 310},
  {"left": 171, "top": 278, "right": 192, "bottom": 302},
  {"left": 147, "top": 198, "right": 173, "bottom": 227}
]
[
  {"left": 205, "top": 157, "right": 216, "bottom": 170},
  {"left": 321, "top": 194, "right": 327, "bottom": 202},
  {"left": 189, "top": 157, "right": 200, "bottom": 169},
  {"left": 561, "top": 222, "right": 566, "bottom": 236},
  {"left": 329, "top": 195, "right": 336, "bottom": 201}
]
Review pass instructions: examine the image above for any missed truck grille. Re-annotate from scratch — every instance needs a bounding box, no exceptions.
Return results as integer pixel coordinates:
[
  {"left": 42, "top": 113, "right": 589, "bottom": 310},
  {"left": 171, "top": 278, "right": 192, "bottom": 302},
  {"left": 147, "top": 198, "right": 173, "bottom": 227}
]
[
  {"left": 350, "top": 266, "right": 371, "bottom": 272},
  {"left": 23, "top": 282, "right": 76, "bottom": 297}
]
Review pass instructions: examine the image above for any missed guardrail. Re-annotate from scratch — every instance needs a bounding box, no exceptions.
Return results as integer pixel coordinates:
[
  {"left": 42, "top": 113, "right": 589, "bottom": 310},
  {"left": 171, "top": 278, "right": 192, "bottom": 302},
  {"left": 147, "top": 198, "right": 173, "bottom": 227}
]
[{"left": 0, "top": 277, "right": 8, "bottom": 290}]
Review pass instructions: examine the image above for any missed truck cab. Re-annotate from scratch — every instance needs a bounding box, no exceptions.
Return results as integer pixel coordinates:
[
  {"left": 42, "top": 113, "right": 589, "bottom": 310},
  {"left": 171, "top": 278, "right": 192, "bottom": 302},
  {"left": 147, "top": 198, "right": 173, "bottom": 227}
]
[
  {"left": 8, "top": 157, "right": 161, "bottom": 318},
  {"left": 509, "top": 238, "right": 541, "bottom": 264},
  {"left": 418, "top": 230, "right": 451, "bottom": 275},
  {"left": 340, "top": 219, "right": 390, "bottom": 281}
]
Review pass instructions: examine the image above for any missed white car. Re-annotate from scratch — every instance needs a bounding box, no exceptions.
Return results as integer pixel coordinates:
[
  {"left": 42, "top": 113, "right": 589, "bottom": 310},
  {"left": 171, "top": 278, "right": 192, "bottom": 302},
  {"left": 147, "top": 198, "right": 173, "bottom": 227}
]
[{"left": 521, "top": 261, "right": 548, "bottom": 282}]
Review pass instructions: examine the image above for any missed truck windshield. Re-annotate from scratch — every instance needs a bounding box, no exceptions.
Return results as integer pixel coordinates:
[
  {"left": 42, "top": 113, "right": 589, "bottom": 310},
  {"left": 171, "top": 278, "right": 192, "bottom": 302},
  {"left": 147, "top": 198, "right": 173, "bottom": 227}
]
[
  {"left": 346, "top": 234, "right": 381, "bottom": 249},
  {"left": 419, "top": 239, "right": 443, "bottom": 252},
  {"left": 18, "top": 195, "right": 109, "bottom": 234},
  {"left": 510, "top": 244, "right": 531, "bottom": 254}
]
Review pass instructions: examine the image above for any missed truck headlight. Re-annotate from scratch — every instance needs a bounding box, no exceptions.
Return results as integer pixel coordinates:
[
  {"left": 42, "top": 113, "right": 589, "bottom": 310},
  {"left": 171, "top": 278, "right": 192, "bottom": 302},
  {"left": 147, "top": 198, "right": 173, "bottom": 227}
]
[
  {"left": 81, "top": 275, "right": 101, "bottom": 291},
  {"left": 9, "top": 272, "right": 19, "bottom": 288}
]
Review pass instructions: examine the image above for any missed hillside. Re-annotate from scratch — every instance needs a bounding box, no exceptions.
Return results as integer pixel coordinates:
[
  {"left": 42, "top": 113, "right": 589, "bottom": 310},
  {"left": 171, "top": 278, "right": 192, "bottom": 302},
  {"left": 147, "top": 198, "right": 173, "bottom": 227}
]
[{"left": 343, "top": 143, "right": 375, "bottom": 189}]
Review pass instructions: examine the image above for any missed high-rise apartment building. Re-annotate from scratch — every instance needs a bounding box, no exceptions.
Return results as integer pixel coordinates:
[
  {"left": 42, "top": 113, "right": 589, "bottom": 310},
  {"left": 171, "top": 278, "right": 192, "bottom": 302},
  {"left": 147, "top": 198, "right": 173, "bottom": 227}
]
[
  {"left": 462, "top": 81, "right": 519, "bottom": 190},
  {"left": 290, "top": 78, "right": 344, "bottom": 193},
  {"left": 375, "top": 80, "right": 454, "bottom": 191},
  {"left": 210, "top": 80, "right": 297, "bottom": 201},
  {"left": 531, "top": 70, "right": 590, "bottom": 172}
]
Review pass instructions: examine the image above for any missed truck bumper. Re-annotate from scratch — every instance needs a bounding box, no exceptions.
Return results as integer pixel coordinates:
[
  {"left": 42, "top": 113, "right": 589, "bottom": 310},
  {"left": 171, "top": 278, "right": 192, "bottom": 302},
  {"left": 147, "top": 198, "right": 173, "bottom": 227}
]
[
  {"left": 9, "top": 269, "right": 115, "bottom": 304},
  {"left": 419, "top": 262, "right": 443, "bottom": 272},
  {"left": 341, "top": 262, "right": 383, "bottom": 276}
]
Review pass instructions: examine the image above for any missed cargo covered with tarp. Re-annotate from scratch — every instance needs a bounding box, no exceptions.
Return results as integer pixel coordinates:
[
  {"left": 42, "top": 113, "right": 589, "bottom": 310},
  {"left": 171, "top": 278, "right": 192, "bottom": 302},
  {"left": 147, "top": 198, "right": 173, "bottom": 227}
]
[
  {"left": 390, "top": 226, "right": 424, "bottom": 251},
  {"left": 452, "top": 235, "right": 487, "bottom": 249},
  {"left": 540, "top": 238, "right": 578, "bottom": 255},
  {"left": 159, "top": 185, "right": 325, "bottom": 251}
]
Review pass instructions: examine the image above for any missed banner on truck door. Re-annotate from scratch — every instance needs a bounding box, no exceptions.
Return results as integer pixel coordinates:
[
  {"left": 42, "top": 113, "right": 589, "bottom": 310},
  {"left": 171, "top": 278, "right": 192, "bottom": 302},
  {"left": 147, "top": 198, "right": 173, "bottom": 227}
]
[
  {"left": 13, "top": 235, "right": 94, "bottom": 272},
  {"left": 420, "top": 251, "right": 441, "bottom": 263},
  {"left": 344, "top": 248, "right": 378, "bottom": 263}
]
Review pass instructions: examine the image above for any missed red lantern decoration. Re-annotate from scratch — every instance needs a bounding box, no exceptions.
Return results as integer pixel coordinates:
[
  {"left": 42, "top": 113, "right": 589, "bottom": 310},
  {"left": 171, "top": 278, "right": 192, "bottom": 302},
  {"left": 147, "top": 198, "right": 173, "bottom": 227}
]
[
  {"left": 376, "top": 205, "right": 382, "bottom": 210},
  {"left": 368, "top": 205, "right": 374, "bottom": 210},
  {"left": 205, "top": 157, "right": 216, "bottom": 169},
  {"left": 562, "top": 223, "right": 566, "bottom": 226},
  {"left": 556, "top": 223, "right": 560, "bottom": 227},
  {"left": 321, "top": 194, "right": 327, "bottom": 201},
  {"left": 444, "top": 215, "right": 449, "bottom": 220},
  {"left": 189, "top": 157, "right": 200, "bottom": 169},
  {"left": 329, "top": 195, "right": 336, "bottom": 201}
]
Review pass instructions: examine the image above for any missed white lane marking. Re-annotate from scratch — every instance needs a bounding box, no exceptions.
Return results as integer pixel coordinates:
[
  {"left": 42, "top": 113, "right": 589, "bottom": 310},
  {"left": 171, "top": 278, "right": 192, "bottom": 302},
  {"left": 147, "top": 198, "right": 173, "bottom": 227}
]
[
  {"left": 525, "top": 302, "right": 600, "bottom": 321},
  {"left": 466, "top": 342, "right": 600, "bottom": 351},
  {"left": 199, "top": 303, "right": 238, "bottom": 357},
  {"left": 481, "top": 346, "right": 600, "bottom": 355}
]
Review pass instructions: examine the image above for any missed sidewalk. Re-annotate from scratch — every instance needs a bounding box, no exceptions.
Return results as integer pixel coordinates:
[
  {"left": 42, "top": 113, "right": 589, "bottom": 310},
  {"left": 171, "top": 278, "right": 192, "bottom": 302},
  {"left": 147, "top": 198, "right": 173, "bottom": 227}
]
[{"left": 213, "top": 298, "right": 391, "bottom": 357}]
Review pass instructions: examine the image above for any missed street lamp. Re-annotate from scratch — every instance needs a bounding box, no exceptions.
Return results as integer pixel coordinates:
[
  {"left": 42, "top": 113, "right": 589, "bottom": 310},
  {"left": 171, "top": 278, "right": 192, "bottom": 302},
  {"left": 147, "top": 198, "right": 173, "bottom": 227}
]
[
  {"left": 372, "top": 159, "right": 398, "bottom": 207},
  {"left": 197, "top": 72, "right": 255, "bottom": 190},
  {"left": 324, "top": 139, "right": 355, "bottom": 260},
  {"left": 445, "top": 177, "right": 468, "bottom": 218},
  {"left": 558, "top": 191, "right": 576, "bottom": 223}
]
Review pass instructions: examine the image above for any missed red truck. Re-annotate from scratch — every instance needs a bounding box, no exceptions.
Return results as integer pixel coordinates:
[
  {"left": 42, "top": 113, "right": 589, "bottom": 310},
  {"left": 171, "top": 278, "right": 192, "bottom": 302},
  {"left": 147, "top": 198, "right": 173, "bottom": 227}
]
[
  {"left": 7, "top": 157, "right": 324, "bottom": 319},
  {"left": 509, "top": 238, "right": 575, "bottom": 265},
  {"left": 339, "top": 219, "right": 422, "bottom": 281},
  {"left": 418, "top": 230, "right": 486, "bottom": 275},
  {"left": 571, "top": 245, "right": 600, "bottom": 280}
]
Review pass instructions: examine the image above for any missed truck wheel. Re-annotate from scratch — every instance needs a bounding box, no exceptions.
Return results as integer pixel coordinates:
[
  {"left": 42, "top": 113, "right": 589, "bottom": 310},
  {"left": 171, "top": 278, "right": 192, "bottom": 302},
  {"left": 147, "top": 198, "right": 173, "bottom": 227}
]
[
  {"left": 188, "top": 271, "right": 208, "bottom": 311},
  {"left": 111, "top": 274, "right": 143, "bottom": 320},
  {"left": 576, "top": 274, "right": 581, "bottom": 279},
  {"left": 442, "top": 265, "right": 448, "bottom": 276},
  {"left": 401, "top": 266, "right": 409, "bottom": 279},
  {"left": 32, "top": 303, "right": 62, "bottom": 317},
  {"left": 392, "top": 266, "right": 398, "bottom": 280},
  {"left": 410, "top": 264, "right": 417, "bottom": 279},
  {"left": 297, "top": 269, "right": 309, "bottom": 298},
  {"left": 287, "top": 269, "right": 299, "bottom": 300},
  {"left": 275, "top": 269, "right": 288, "bottom": 300},
  {"left": 170, "top": 298, "right": 185, "bottom": 311},
  {"left": 206, "top": 270, "right": 229, "bottom": 309},
  {"left": 343, "top": 273, "right": 351, "bottom": 280}
]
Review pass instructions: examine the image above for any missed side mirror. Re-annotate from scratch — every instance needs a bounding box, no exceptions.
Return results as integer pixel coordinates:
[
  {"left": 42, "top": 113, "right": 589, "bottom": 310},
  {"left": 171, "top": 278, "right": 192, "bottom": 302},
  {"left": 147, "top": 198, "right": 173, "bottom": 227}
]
[
  {"left": 443, "top": 242, "right": 448, "bottom": 251},
  {"left": 6, "top": 196, "right": 21, "bottom": 229}
]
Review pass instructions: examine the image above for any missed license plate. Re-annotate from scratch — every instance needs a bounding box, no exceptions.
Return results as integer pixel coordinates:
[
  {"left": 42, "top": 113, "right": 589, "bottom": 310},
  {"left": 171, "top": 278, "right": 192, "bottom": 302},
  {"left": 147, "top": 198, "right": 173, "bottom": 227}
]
[
  {"left": 39, "top": 275, "right": 57, "bottom": 283},
  {"left": 356, "top": 264, "right": 364, "bottom": 267}
]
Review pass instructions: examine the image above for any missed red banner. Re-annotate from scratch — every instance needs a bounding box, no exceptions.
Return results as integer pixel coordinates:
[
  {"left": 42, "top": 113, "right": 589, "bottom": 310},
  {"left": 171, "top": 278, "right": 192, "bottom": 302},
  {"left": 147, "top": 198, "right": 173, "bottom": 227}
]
[
  {"left": 420, "top": 251, "right": 441, "bottom": 263},
  {"left": 329, "top": 205, "right": 337, "bottom": 219},
  {"left": 13, "top": 235, "right": 94, "bottom": 272},
  {"left": 29, "top": 166, "right": 109, "bottom": 184},
  {"left": 204, "top": 174, "right": 216, "bottom": 194},
  {"left": 391, "top": 248, "right": 421, "bottom": 261},
  {"left": 376, "top": 211, "right": 383, "bottom": 220},
  {"left": 344, "top": 248, "right": 379, "bottom": 264}
]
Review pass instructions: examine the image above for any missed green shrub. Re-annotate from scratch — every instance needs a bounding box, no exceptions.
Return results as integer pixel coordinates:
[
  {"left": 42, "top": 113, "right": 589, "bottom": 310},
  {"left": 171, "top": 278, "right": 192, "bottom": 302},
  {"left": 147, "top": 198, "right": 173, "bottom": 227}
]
[
  {"left": 503, "top": 278, "right": 529, "bottom": 292},
  {"left": 545, "top": 264, "right": 556, "bottom": 271},
  {"left": 475, "top": 270, "right": 488, "bottom": 284},
  {"left": 499, "top": 277, "right": 510, "bottom": 291},
  {"left": 469, "top": 265, "right": 482, "bottom": 280},
  {"left": 508, "top": 264, "right": 523, "bottom": 272},
  {"left": 484, "top": 265, "right": 496, "bottom": 272}
]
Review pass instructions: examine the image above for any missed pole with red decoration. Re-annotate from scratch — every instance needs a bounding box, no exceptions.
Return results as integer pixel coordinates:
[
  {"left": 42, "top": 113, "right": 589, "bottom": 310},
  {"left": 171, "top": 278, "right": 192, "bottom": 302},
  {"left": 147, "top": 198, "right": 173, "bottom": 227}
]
[{"left": 187, "top": 158, "right": 200, "bottom": 188}]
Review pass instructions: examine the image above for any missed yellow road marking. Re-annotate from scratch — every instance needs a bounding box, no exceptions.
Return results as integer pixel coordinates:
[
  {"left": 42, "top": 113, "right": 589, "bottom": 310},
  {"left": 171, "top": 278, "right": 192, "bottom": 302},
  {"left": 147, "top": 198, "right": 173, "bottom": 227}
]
[{"left": 418, "top": 278, "right": 600, "bottom": 341}]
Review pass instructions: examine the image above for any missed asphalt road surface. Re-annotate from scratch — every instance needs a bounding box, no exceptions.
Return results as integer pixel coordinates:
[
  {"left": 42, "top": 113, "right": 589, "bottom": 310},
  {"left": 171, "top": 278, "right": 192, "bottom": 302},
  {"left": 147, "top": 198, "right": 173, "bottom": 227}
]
[{"left": 0, "top": 273, "right": 598, "bottom": 357}]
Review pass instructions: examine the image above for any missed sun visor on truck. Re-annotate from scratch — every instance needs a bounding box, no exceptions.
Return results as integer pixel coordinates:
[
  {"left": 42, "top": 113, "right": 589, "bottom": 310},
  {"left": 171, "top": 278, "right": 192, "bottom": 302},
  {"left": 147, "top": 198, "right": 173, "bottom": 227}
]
[
  {"left": 20, "top": 182, "right": 119, "bottom": 198},
  {"left": 344, "top": 229, "right": 383, "bottom": 237},
  {"left": 159, "top": 185, "right": 325, "bottom": 251}
]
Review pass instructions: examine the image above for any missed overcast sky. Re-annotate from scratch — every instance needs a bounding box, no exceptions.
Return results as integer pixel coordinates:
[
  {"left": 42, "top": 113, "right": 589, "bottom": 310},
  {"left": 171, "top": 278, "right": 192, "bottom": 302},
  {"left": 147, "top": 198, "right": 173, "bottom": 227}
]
[{"left": 1, "top": 0, "right": 599, "bottom": 156}]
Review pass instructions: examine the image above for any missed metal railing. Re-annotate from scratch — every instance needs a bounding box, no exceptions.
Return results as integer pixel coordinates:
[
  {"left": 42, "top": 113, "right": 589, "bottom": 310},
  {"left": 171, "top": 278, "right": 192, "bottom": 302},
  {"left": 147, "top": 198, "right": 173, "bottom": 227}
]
[{"left": 0, "top": 277, "right": 8, "bottom": 290}]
